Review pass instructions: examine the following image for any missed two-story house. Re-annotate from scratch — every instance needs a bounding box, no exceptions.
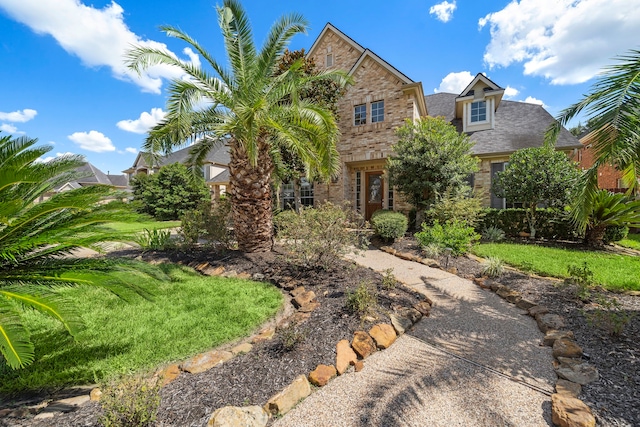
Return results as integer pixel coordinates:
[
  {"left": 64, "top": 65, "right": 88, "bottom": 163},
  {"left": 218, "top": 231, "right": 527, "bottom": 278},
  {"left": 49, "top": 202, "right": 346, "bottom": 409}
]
[{"left": 303, "top": 23, "right": 581, "bottom": 218}]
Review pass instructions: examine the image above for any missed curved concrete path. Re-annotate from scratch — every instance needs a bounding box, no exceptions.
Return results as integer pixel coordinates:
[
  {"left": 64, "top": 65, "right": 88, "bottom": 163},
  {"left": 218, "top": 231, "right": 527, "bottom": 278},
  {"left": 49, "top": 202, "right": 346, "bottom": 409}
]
[{"left": 274, "top": 248, "right": 555, "bottom": 427}]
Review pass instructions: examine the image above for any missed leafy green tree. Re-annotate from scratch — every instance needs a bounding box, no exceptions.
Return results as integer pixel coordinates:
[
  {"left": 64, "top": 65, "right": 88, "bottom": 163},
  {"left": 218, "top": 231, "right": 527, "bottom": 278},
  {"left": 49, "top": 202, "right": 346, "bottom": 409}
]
[
  {"left": 547, "top": 48, "right": 640, "bottom": 231},
  {"left": 131, "top": 163, "right": 210, "bottom": 220},
  {"left": 580, "top": 190, "right": 640, "bottom": 246},
  {"left": 492, "top": 146, "right": 581, "bottom": 238},
  {"left": 387, "top": 117, "right": 479, "bottom": 211},
  {"left": 126, "top": 0, "right": 349, "bottom": 252},
  {"left": 0, "top": 134, "right": 162, "bottom": 369}
]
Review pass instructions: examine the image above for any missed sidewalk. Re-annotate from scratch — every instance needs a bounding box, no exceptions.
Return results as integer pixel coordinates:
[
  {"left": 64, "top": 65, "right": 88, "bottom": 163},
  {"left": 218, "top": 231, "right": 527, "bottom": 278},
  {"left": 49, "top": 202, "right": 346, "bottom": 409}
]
[{"left": 274, "top": 248, "right": 555, "bottom": 427}]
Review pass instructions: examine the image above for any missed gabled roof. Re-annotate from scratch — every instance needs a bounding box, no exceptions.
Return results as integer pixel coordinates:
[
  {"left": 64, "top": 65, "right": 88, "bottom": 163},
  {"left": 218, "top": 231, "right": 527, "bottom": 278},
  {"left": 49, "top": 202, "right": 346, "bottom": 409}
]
[
  {"left": 456, "top": 73, "right": 503, "bottom": 98},
  {"left": 207, "top": 168, "right": 229, "bottom": 185},
  {"left": 56, "top": 162, "right": 129, "bottom": 192},
  {"left": 348, "top": 49, "right": 414, "bottom": 84},
  {"left": 307, "top": 22, "right": 365, "bottom": 58},
  {"left": 123, "top": 139, "right": 230, "bottom": 173},
  {"left": 425, "top": 92, "right": 582, "bottom": 156}
]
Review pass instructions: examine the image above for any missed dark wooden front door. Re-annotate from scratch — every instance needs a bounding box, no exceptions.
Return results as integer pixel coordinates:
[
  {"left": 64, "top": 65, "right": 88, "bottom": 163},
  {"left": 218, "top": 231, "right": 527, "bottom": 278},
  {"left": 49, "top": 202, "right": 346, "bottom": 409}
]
[{"left": 365, "top": 172, "right": 384, "bottom": 220}]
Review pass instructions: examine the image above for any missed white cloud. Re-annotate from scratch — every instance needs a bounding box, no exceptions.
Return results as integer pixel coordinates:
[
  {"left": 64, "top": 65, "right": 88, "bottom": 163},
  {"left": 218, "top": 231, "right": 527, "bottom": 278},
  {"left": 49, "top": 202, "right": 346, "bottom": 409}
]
[
  {"left": 35, "top": 151, "right": 76, "bottom": 163},
  {"left": 434, "top": 71, "right": 474, "bottom": 93},
  {"left": 479, "top": 0, "right": 640, "bottom": 85},
  {"left": 429, "top": 1, "right": 457, "bottom": 23},
  {"left": 0, "top": 1, "right": 200, "bottom": 93},
  {"left": 524, "top": 96, "right": 546, "bottom": 107},
  {"left": 116, "top": 107, "right": 166, "bottom": 134},
  {"left": 68, "top": 130, "right": 115, "bottom": 152},
  {"left": 0, "top": 108, "right": 37, "bottom": 122},
  {"left": 503, "top": 86, "right": 519, "bottom": 99},
  {"left": 0, "top": 123, "right": 22, "bottom": 134},
  {"left": 125, "top": 147, "right": 138, "bottom": 154}
]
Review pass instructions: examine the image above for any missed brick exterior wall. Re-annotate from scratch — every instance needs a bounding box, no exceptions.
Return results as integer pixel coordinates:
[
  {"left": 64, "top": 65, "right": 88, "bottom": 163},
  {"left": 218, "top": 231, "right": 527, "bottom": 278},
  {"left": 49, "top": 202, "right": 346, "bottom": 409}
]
[{"left": 576, "top": 143, "right": 626, "bottom": 191}]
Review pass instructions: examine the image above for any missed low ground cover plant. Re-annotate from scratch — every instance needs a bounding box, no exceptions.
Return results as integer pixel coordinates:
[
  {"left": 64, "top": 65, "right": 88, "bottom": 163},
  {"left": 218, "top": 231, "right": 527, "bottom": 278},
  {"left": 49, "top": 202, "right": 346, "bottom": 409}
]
[
  {"left": 345, "top": 282, "right": 378, "bottom": 317},
  {"left": 618, "top": 233, "right": 640, "bottom": 250},
  {"left": 0, "top": 265, "right": 282, "bottom": 394},
  {"left": 371, "top": 210, "right": 408, "bottom": 242},
  {"left": 415, "top": 219, "right": 479, "bottom": 255},
  {"left": 473, "top": 243, "right": 640, "bottom": 291},
  {"left": 100, "top": 375, "right": 161, "bottom": 427},
  {"left": 481, "top": 256, "right": 505, "bottom": 278}
]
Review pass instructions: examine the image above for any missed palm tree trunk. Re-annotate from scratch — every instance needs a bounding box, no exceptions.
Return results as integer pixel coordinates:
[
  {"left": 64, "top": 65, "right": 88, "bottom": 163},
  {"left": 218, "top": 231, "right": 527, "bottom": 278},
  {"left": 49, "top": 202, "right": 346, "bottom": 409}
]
[
  {"left": 585, "top": 224, "right": 607, "bottom": 247},
  {"left": 228, "top": 140, "right": 274, "bottom": 252}
]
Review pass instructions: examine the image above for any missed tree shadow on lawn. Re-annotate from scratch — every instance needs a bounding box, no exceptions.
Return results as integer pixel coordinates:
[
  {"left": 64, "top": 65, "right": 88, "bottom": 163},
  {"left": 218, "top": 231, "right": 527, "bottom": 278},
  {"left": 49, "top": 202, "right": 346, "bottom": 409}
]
[{"left": 0, "top": 328, "right": 131, "bottom": 405}]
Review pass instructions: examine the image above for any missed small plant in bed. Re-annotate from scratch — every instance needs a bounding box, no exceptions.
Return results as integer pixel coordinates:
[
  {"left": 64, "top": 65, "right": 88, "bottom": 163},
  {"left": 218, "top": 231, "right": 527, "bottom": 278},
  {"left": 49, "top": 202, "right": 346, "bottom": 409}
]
[
  {"left": 371, "top": 210, "right": 408, "bottom": 242},
  {"left": 100, "top": 374, "right": 161, "bottom": 427},
  {"left": 346, "top": 281, "right": 378, "bottom": 316},
  {"left": 481, "top": 256, "right": 505, "bottom": 278}
]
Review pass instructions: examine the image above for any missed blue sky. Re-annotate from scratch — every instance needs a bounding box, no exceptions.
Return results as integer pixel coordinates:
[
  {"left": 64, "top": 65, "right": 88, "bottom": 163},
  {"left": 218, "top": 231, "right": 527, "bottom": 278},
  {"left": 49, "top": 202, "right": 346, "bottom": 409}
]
[{"left": 1, "top": 0, "right": 639, "bottom": 175}]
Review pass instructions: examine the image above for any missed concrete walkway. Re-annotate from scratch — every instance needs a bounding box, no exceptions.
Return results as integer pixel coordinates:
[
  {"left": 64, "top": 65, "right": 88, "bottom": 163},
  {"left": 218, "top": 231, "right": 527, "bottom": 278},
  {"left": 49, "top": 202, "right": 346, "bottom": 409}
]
[{"left": 274, "top": 248, "right": 555, "bottom": 427}]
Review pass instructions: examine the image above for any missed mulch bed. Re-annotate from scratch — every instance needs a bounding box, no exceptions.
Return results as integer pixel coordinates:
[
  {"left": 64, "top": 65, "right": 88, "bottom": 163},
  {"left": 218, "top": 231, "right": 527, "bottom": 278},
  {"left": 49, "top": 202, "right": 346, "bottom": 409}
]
[
  {"left": 4, "top": 246, "right": 422, "bottom": 427},
  {"left": 390, "top": 236, "right": 640, "bottom": 427}
]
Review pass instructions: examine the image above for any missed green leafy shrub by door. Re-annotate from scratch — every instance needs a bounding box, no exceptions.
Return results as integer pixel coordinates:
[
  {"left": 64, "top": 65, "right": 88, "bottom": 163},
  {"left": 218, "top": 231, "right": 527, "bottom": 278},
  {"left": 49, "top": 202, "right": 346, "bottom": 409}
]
[{"left": 371, "top": 210, "right": 408, "bottom": 242}]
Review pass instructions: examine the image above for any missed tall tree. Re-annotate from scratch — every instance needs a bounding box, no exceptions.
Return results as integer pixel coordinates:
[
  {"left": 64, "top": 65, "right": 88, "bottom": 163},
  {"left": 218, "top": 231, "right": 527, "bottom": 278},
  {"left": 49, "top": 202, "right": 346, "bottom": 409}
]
[
  {"left": 0, "top": 134, "right": 161, "bottom": 369},
  {"left": 547, "top": 48, "right": 640, "bottom": 232},
  {"left": 126, "top": 0, "right": 349, "bottom": 252},
  {"left": 387, "top": 117, "right": 479, "bottom": 212}
]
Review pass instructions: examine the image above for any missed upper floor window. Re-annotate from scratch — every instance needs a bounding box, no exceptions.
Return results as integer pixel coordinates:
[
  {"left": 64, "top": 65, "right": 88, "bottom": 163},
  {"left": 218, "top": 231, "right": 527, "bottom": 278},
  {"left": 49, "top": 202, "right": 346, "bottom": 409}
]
[
  {"left": 371, "top": 100, "right": 384, "bottom": 123},
  {"left": 471, "top": 101, "right": 487, "bottom": 123},
  {"left": 354, "top": 104, "right": 366, "bottom": 126},
  {"left": 326, "top": 54, "right": 333, "bottom": 67}
]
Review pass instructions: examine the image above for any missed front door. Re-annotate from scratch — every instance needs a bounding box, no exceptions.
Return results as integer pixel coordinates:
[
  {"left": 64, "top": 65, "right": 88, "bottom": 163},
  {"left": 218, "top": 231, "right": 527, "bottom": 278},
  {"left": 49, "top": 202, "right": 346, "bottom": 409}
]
[{"left": 365, "top": 172, "right": 384, "bottom": 220}]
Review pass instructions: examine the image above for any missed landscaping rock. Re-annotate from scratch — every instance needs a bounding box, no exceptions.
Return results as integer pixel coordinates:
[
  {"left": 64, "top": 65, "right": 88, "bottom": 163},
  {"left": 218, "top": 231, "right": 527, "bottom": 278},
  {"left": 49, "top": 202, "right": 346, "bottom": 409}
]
[
  {"left": 90, "top": 388, "right": 102, "bottom": 401},
  {"left": 473, "top": 277, "right": 488, "bottom": 288},
  {"left": 556, "top": 379, "right": 582, "bottom": 398},
  {"left": 390, "top": 312, "right": 413, "bottom": 335},
  {"left": 309, "top": 364, "right": 337, "bottom": 387},
  {"left": 252, "top": 273, "right": 265, "bottom": 281},
  {"left": 369, "top": 323, "right": 396, "bottom": 349},
  {"left": 536, "top": 313, "right": 565, "bottom": 333},
  {"left": 34, "top": 412, "right": 57, "bottom": 420},
  {"left": 208, "top": 405, "right": 269, "bottom": 427},
  {"left": 264, "top": 375, "right": 311, "bottom": 416},
  {"left": 336, "top": 340, "right": 357, "bottom": 375},
  {"left": 290, "top": 287, "right": 306, "bottom": 298},
  {"left": 396, "top": 251, "right": 415, "bottom": 261},
  {"left": 543, "top": 330, "right": 575, "bottom": 347},
  {"left": 252, "top": 327, "right": 276, "bottom": 344},
  {"left": 495, "top": 286, "right": 522, "bottom": 304},
  {"left": 489, "top": 282, "right": 503, "bottom": 292},
  {"left": 555, "top": 358, "right": 599, "bottom": 385},
  {"left": 298, "top": 301, "right": 319, "bottom": 313},
  {"left": 159, "top": 364, "right": 181, "bottom": 386},
  {"left": 292, "top": 290, "right": 316, "bottom": 309},
  {"left": 380, "top": 246, "right": 396, "bottom": 255},
  {"left": 446, "top": 266, "right": 458, "bottom": 275},
  {"left": 204, "top": 266, "right": 226, "bottom": 276},
  {"left": 553, "top": 338, "right": 583, "bottom": 359},
  {"left": 551, "top": 393, "right": 595, "bottom": 427},
  {"left": 515, "top": 298, "right": 537, "bottom": 310},
  {"left": 180, "top": 350, "right": 234, "bottom": 374},
  {"left": 236, "top": 272, "right": 252, "bottom": 279},
  {"left": 412, "top": 301, "right": 432, "bottom": 317},
  {"left": 399, "top": 307, "right": 423, "bottom": 324},
  {"left": 195, "top": 262, "right": 210, "bottom": 272},
  {"left": 354, "top": 360, "right": 364, "bottom": 372},
  {"left": 46, "top": 395, "right": 90, "bottom": 413},
  {"left": 421, "top": 258, "right": 440, "bottom": 268},
  {"left": 528, "top": 305, "right": 550, "bottom": 317},
  {"left": 351, "top": 331, "right": 376, "bottom": 359},
  {"left": 221, "top": 270, "right": 238, "bottom": 278},
  {"left": 231, "top": 343, "right": 253, "bottom": 355}
]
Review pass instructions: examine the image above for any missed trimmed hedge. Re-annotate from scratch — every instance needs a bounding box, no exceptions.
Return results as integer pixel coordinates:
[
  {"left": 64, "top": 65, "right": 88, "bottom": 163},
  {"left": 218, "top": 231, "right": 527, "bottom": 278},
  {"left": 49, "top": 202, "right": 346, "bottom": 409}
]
[
  {"left": 478, "top": 208, "right": 579, "bottom": 240},
  {"left": 603, "top": 225, "right": 629, "bottom": 243},
  {"left": 371, "top": 210, "right": 408, "bottom": 241}
]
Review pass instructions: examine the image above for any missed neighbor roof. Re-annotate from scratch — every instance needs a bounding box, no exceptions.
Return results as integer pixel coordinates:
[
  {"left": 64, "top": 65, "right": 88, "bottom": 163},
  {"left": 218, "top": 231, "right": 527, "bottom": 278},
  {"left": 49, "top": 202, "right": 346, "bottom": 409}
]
[
  {"left": 425, "top": 93, "right": 582, "bottom": 156},
  {"left": 126, "top": 139, "right": 230, "bottom": 172}
]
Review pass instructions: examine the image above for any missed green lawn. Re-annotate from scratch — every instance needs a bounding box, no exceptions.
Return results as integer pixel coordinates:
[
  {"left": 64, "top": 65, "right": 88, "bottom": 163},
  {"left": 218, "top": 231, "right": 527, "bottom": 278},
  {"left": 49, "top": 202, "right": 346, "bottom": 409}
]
[
  {"left": 618, "top": 233, "right": 640, "bottom": 251},
  {"left": 0, "top": 265, "right": 282, "bottom": 394},
  {"left": 104, "top": 220, "right": 181, "bottom": 234},
  {"left": 473, "top": 243, "right": 640, "bottom": 292}
]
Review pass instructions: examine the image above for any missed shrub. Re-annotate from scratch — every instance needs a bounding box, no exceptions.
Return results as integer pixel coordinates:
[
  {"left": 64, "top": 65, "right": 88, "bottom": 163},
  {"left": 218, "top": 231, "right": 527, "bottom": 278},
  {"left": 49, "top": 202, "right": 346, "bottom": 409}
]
[
  {"left": 275, "top": 202, "right": 367, "bottom": 269},
  {"left": 481, "top": 256, "right": 504, "bottom": 278},
  {"left": 424, "top": 189, "right": 485, "bottom": 227},
  {"left": 345, "top": 282, "right": 377, "bottom": 316},
  {"left": 583, "top": 295, "right": 635, "bottom": 336},
  {"left": 371, "top": 210, "right": 408, "bottom": 241},
  {"left": 100, "top": 375, "right": 161, "bottom": 427},
  {"left": 273, "top": 210, "right": 300, "bottom": 236},
  {"left": 415, "top": 219, "right": 479, "bottom": 255},
  {"left": 482, "top": 226, "right": 505, "bottom": 242},
  {"left": 603, "top": 225, "right": 629, "bottom": 243},
  {"left": 179, "top": 199, "right": 233, "bottom": 250},
  {"left": 278, "top": 323, "right": 309, "bottom": 351},
  {"left": 134, "top": 229, "right": 173, "bottom": 251},
  {"left": 382, "top": 268, "right": 396, "bottom": 289},
  {"left": 564, "top": 262, "right": 596, "bottom": 301},
  {"left": 479, "top": 208, "right": 579, "bottom": 240}
]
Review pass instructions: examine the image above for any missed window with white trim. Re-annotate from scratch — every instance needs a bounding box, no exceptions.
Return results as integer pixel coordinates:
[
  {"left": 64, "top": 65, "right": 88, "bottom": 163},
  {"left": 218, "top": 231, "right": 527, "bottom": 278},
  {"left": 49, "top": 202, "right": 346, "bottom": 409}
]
[
  {"left": 354, "top": 104, "right": 366, "bottom": 126},
  {"left": 371, "top": 100, "right": 384, "bottom": 123},
  {"left": 471, "top": 101, "right": 487, "bottom": 123}
]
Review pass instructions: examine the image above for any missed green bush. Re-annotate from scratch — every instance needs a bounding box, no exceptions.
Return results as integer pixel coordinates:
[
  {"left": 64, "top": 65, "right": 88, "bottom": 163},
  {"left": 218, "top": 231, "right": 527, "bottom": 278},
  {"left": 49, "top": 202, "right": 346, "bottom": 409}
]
[
  {"left": 179, "top": 199, "right": 233, "bottom": 250},
  {"left": 424, "top": 189, "right": 485, "bottom": 227},
  {"left": 415, "top": 219, "right": 479, "bottom": 255},
  {"left": 345, "top": 282, "right": 377, "bottom": 316},
  {"left": 273, "top": 210, "right": 299, "bottom": 236},
  {"left": 603, "top": 225, "right": 629, "bottom": 243},
  {"left": 134, "top": 229, "right": 173, "bottom": 251},
  {"left": 481, "top": 226, "right": 505, "bottom": 242},
  {"left": 479, "top": 208, "right": 580, "bottom": 240},
  {"left": 276, "top": 202, "right": 367, "bottom": 269},
  {"left": 100, "top": 375, "right": 161, "bottom": 427},
  {"left": 371, "top": 210, "right": 408, "bottom": 241}
]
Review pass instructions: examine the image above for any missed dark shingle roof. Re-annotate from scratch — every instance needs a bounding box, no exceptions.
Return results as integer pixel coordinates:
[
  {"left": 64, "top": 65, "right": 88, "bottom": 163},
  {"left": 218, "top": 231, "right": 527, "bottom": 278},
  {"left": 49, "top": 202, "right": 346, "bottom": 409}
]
[
  {"left": 74, "top": 162, "right": 113, "bottom": 185},
  {"left": 132, "top": 139, "right": 230, "bottom": 170},
  {"left": 107, "top": 174, "right": 129, "bottom": 187},
  {"left": 425, "top": 93, "right": 582, "bottom": 156}
]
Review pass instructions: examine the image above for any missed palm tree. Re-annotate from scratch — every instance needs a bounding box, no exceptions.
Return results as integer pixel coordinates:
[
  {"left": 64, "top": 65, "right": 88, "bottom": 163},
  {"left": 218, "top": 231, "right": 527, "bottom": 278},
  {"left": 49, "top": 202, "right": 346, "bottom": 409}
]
[
  {"left": 580, "top": 190, "right": 640, "bottom": 246},
  {"left": 126, "top": 0, "right": 349, "bottom": 252},
  {"left": 0, "top": 134, "right": 161, "bottom": 369},
  {"left": 546, "top": 48, "right": 640, "bottom": 231}
]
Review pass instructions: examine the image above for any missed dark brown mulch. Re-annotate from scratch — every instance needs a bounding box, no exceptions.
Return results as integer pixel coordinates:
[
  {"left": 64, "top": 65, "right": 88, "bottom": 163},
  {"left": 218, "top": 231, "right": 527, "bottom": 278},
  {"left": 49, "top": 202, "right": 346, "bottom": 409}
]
[
  {"left": 6, "top": 246, "right": 422, "bottom": 427},
  {"left": 390, "top": 236, "right": 640, "bottom": 427}
]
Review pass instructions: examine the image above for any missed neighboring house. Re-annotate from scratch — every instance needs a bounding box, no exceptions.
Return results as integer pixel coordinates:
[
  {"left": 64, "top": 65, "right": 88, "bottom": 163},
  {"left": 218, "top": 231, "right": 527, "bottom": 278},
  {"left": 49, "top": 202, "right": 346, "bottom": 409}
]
[
  {"left": 576, "top": 131, "right": 629, "bottom": 193},
  {"left": 40, "top": 162, "right": 129, "bottom": 202},
  {"left": 303, "top": 23, "right": 582, "bottom": 217},
  {"left": 123, "top": 142, "right": 230, "bottom": 198}
]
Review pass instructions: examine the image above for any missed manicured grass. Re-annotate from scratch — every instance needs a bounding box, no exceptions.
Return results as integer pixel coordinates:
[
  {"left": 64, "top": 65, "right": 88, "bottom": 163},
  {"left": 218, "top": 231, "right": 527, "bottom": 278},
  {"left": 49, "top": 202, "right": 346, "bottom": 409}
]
[
  {"left": 618, "top": 233, "right": 640, "bottom": 251},
  {"left": 0, "top": 265, "right": 282, "bottom": 394},
  {"left": 105, "top": 220, "right": 181, "bottom": 234},
  {"left": 472, "top": 243, "right": 640, "bottom": 292}
]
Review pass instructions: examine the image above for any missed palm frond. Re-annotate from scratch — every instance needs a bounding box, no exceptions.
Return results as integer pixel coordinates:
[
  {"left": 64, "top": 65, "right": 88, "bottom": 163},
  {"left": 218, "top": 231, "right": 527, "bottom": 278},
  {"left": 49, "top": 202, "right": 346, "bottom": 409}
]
[{"left": 0, "top": 297, "right": 34, "bottom": 369}]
